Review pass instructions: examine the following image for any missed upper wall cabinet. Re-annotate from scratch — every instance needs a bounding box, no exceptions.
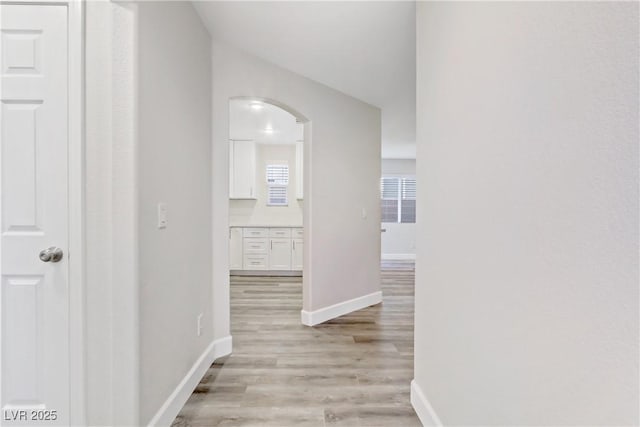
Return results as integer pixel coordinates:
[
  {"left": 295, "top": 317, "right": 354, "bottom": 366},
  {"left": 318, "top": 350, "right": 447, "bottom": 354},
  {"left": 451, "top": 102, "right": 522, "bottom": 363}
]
[
  {"left": 229, "top": 140, "right": 257, "bottom": 199},
  {"left": 296, "top": 141, "right": 304, "bottom": 200}
]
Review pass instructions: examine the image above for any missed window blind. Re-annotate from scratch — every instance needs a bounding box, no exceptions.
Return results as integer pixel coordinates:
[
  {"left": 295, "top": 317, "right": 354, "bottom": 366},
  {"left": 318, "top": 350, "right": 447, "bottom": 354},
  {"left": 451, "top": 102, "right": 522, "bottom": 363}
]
[
  {"left": 381, "top": 177, "right": 400, "bottom": 222},
  {"left": 381, "top": 177, "right": 400, "bottom": 199},
  {"left": 267, "top": 164, "right": 289, "bottom": 206},
  {"left": 267, "top": 186, "right": 288, "bottom": 206},
  {"left": 401, "top": 178, "right": 416, "bottom": 200},
  {"left": 266, "top": 164, "right": 289, "bottom": 185},
  {"left": 380, "top": 176, "right": 416, "bottom": 223}
]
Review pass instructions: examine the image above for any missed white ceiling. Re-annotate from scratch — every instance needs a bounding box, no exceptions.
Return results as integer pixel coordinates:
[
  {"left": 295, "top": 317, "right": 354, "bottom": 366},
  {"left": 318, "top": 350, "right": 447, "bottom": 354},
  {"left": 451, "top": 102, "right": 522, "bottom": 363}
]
[
  {"left": 193, "top": 1, "right": 416, "bottom": 159},
  {"left": 229, "top": 99, "right": 303, "bottom": 144}
]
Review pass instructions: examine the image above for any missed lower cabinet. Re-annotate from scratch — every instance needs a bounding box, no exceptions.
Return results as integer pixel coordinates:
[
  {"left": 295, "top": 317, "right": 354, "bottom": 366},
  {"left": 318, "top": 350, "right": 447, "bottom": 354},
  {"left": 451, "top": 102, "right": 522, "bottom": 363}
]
[
  {"left": 269, "top": 238, "right": 292, "bottom": 270},
  {"left": 229, "top": 227, "right": 303, "bottom": 272},
  {"left": 243, "top": 254, "right": 268, "bottom": 270},
  {"left": 292, "top": 238, "right": 303, "bottom": 270}
]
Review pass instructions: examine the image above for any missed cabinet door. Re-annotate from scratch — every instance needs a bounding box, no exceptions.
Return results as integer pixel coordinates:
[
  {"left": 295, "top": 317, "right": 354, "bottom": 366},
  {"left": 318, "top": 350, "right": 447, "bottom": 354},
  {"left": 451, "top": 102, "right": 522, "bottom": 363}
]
[
  {"left": 229, "top": 228, "right": 243, "bottom": 269},
  {"left": 269, "top": 238, "right": 292, "bottom": 270},
  {"left": 229, "top": 140, "right": 256, "bottom": 199},
  {"left": 292, "top": 238, "right": 304, "bottom": 271}
]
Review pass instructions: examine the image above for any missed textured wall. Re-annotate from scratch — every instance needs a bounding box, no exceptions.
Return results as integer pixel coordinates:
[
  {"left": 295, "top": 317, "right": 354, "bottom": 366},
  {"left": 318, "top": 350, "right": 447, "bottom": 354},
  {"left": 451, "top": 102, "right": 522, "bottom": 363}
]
[
  {"left": 137, "top": 2, "right": 212, "bottom": 424},
  {"left": 414, "top": 2, "right": 639, "bottom": 425}
]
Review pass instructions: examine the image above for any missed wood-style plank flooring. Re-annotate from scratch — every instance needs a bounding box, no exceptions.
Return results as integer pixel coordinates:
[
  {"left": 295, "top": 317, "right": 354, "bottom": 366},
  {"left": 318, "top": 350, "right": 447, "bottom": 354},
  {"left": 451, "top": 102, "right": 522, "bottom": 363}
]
[{"left": 172, "top": 261, "right": 419, "bottom": 426}]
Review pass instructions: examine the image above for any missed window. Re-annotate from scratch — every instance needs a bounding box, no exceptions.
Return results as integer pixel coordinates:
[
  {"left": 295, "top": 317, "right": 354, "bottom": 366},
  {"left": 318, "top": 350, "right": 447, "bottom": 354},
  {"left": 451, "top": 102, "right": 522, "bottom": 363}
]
[
  {"left": 380, "top": 176, "right": 416, "bottom": 223},
  {"left": 381, "top": 177, "right": 399, "bottom": 223},
  {"left": 266, "top": 164, "right": 289, "bottom": 206}
]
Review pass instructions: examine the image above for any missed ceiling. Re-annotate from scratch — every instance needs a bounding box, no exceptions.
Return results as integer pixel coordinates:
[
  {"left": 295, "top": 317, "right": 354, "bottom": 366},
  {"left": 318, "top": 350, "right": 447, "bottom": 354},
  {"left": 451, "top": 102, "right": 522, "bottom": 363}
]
[
  {"left": 193, "top": 1, "right": 416, "bottom": 159},
  {"left": 230, "top": 99, "right": 303, "bottom": 144}
]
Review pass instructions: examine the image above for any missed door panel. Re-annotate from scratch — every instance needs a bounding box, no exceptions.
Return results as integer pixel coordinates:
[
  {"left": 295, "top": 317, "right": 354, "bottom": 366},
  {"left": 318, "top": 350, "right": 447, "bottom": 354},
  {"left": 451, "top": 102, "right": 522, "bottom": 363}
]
[{"left": 1, "top": 5, "right": 69, "bottom": 425}]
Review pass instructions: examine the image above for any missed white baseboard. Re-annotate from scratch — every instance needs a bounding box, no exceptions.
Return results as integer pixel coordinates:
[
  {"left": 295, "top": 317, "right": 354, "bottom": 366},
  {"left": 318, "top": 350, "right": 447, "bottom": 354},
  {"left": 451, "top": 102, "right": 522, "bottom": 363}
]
[
  {"left": 381, "top": 253, "right": 416, "bottom": 260},
  {"left": 147, "top": 335, "right": 233, "bottom": 427},
  {"left": 411, "top": 379, "right": 443, "bottom": 427},
  {"left": 301, "top": 291, "right": 383, "bottom": 326}
]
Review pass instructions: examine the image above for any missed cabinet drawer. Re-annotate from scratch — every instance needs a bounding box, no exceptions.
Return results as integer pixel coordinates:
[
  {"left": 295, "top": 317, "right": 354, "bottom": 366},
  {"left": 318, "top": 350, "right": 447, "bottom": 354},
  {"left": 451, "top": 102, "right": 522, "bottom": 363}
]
[
  {"left": 269, "top": 228, "right": 292, "bottom": 238},
  {"left": 243, "top": 228, "right": 268, "bottom": 238},
  {"left": 243, "top": 238, "right": 268, "bottom": 253},
  {"left": 243, "top": 254, "right": 268, "bottom": 270},
  {"left": 292, "top": 228, "right": 304, "bottom": 238}
]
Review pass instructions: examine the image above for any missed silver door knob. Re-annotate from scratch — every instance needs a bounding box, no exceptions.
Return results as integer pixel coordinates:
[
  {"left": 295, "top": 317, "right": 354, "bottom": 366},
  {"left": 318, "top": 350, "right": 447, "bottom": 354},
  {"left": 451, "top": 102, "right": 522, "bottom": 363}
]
[{"left": 39, "top": 247, "right": 63, "bottom": 263}]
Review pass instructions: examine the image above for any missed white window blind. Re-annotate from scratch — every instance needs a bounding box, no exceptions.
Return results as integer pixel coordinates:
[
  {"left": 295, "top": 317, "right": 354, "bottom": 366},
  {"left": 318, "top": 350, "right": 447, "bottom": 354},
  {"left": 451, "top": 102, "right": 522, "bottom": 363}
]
[
  {"left": 380, "top": 176, "right": 416, "bottom": 223},
  {"left": 381, "top": 177, "right": 400, "bottom": 199},
  {"left": 267, "top": 164, "right": 289, "bottom": 206},
  {"left": 266, "top": 164, "right": 289, "bottom": 185},
  {"left": 381, "top": 177, "right": 400, "bottom": 223},
  {"left": 400, "top": 177, "right": 416, "bottom": 223},
  {"left": 401, "top": 178, "right": 416, "bottom": 200}
]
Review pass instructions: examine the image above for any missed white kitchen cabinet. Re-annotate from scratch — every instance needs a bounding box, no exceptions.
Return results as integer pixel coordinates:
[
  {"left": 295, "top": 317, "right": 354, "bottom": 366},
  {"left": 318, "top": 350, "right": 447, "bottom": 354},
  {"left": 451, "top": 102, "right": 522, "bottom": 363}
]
[
  {"left": 243, "top": 254, "right": 268, "bottom": 270},
  {"left": 295, "top": 141, "right": 304, "bottom": 200},
  {"left": 292, "top": 238, "right": 304, "bottom": 270},
  {"left": 229, "top": 227, "right": 243, "bottom": 270},
  {"left": 229, "top": 140, "right": 256, "bottom": 199},
  {"left": 244, "top": 238, "right": 268, "bottom": 254},
  {"left": 269, "top": 238, "right": 292, "bottom": 270},
  {"left": 243, "top": 227, "right": 268, "bottom": 238},
  {"left": 230, "top": 227, "right": 303, "bottom": 273},
  {"left": 269, "top": 228, "right": 292, "bottom": 238}
]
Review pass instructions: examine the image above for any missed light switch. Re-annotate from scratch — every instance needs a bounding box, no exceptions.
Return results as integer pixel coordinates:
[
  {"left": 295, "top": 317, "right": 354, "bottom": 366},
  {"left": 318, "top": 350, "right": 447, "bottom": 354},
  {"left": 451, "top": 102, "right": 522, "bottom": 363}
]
[
  {"left": 157, "top": 203, "right": 167, "bottom": 229},
  {"left": 361, "top": 207, "right": 367, "bottom": 219}
]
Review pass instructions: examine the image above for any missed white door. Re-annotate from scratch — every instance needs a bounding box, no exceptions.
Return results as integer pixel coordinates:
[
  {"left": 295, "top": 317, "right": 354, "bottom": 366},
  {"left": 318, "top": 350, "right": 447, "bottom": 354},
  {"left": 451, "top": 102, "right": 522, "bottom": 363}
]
[
  {"left": 1, "top": 5, "right": 69, "bottom": 425},
  {"left": 269, "top": 238, "right": 291, "bottom": 270}
]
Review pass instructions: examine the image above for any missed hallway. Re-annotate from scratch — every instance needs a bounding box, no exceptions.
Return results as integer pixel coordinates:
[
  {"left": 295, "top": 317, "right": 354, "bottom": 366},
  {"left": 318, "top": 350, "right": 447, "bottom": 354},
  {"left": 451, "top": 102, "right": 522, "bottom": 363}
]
[{"left": 172, "top": 261, "right": 419, "bottom": 426}]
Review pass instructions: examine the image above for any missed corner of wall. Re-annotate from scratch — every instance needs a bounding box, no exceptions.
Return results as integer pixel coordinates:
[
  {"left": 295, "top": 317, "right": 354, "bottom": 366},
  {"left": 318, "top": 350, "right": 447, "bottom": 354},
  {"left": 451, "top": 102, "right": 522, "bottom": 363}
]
[
  {"left": 300, "top": 291, "right": 382, "bottom": 326},
  {"left": 146, "top": 336, "right": 232, "bottom": 427},
  {"left": 411, "top": 379, "right": 443, "bottom": 427}
]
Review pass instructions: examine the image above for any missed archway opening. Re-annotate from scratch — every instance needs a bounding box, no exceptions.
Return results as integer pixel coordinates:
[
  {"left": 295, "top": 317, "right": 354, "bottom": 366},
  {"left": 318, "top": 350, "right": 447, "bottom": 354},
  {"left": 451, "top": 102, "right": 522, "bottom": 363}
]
[{"left": 227, "top": 96, "right": 311, "bottom": 323}]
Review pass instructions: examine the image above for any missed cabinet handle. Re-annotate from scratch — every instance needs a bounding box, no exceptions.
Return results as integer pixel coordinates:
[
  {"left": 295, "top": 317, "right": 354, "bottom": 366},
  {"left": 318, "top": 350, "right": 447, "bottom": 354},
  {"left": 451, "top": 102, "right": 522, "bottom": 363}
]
[
  {"left": 293, "top": 240, "right": 296, "bottom": 250},
  {"left": 271, "top": 240, "right": 273, "bottom": 250}
]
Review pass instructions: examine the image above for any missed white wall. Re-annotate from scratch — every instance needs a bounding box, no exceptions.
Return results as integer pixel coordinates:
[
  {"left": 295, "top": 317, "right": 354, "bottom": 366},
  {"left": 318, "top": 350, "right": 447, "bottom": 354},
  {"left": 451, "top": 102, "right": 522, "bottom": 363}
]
[
  {"left": 85, "top": 2, "right": 139, "bottom": 424},
  {"left": 202, "top": 34, "right": 381, "bottom": 330},
  {"left": 137, "top": 2, "right": 213, "bottom": 425},
  {"left": 230, "top": 144, "right": 303, "bottom": 226},
  {"left": 382, "top": 159, "right": 415, "bottom": 176},
  {"left": 85, "top": 2, "right": 215, "bottom": 425},
  {"left": 381, "top": 159, "right": 416, "bottom": 259},
  {"left": 414, "top": 2, "right": 639, "bottom": 425}
]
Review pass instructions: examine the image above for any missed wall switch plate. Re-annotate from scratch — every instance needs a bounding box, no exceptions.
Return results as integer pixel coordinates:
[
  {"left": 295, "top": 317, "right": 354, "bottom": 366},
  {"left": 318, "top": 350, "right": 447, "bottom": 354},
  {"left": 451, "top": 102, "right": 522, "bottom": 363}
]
[
  {"left": 157, "top": 203, "right": 167, "bottom": 229},
  {"left": 361, "top": 207, "right": 367, "bottom": 219},
  {"left": 197, "top": 313, "right": 203, "bottom": 336}
]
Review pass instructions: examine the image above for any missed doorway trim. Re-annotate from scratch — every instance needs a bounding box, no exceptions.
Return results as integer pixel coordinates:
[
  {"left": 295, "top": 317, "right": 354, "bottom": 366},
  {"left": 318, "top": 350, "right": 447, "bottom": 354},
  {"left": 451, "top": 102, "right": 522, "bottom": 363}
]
[
  {"left": 68, "top": 0, "right": 86, "bottom": 424},
  {"left": 226, "top": 96, "right": 312, "bottom": 322}
]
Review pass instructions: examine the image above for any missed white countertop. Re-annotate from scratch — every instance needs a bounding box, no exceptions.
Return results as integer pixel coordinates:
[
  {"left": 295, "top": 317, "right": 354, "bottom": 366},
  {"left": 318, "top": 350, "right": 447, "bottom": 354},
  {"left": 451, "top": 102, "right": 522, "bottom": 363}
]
[{"left": 230, "top": 224, "right": 303, "bottom": 228}]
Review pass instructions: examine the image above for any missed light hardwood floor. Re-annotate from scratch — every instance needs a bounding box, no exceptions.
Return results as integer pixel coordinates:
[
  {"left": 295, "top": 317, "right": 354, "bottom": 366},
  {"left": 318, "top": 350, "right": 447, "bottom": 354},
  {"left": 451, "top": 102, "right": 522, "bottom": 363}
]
[{"left": 172, "top": 261, "right": 419, "bottom": 426}]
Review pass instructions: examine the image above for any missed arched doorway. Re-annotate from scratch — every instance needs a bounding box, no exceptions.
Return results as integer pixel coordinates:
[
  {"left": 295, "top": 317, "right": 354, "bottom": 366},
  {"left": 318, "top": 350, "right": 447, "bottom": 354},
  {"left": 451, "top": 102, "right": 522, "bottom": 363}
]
[{"left": 227, "top": 96, "right": 311, "bottom": 322}]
